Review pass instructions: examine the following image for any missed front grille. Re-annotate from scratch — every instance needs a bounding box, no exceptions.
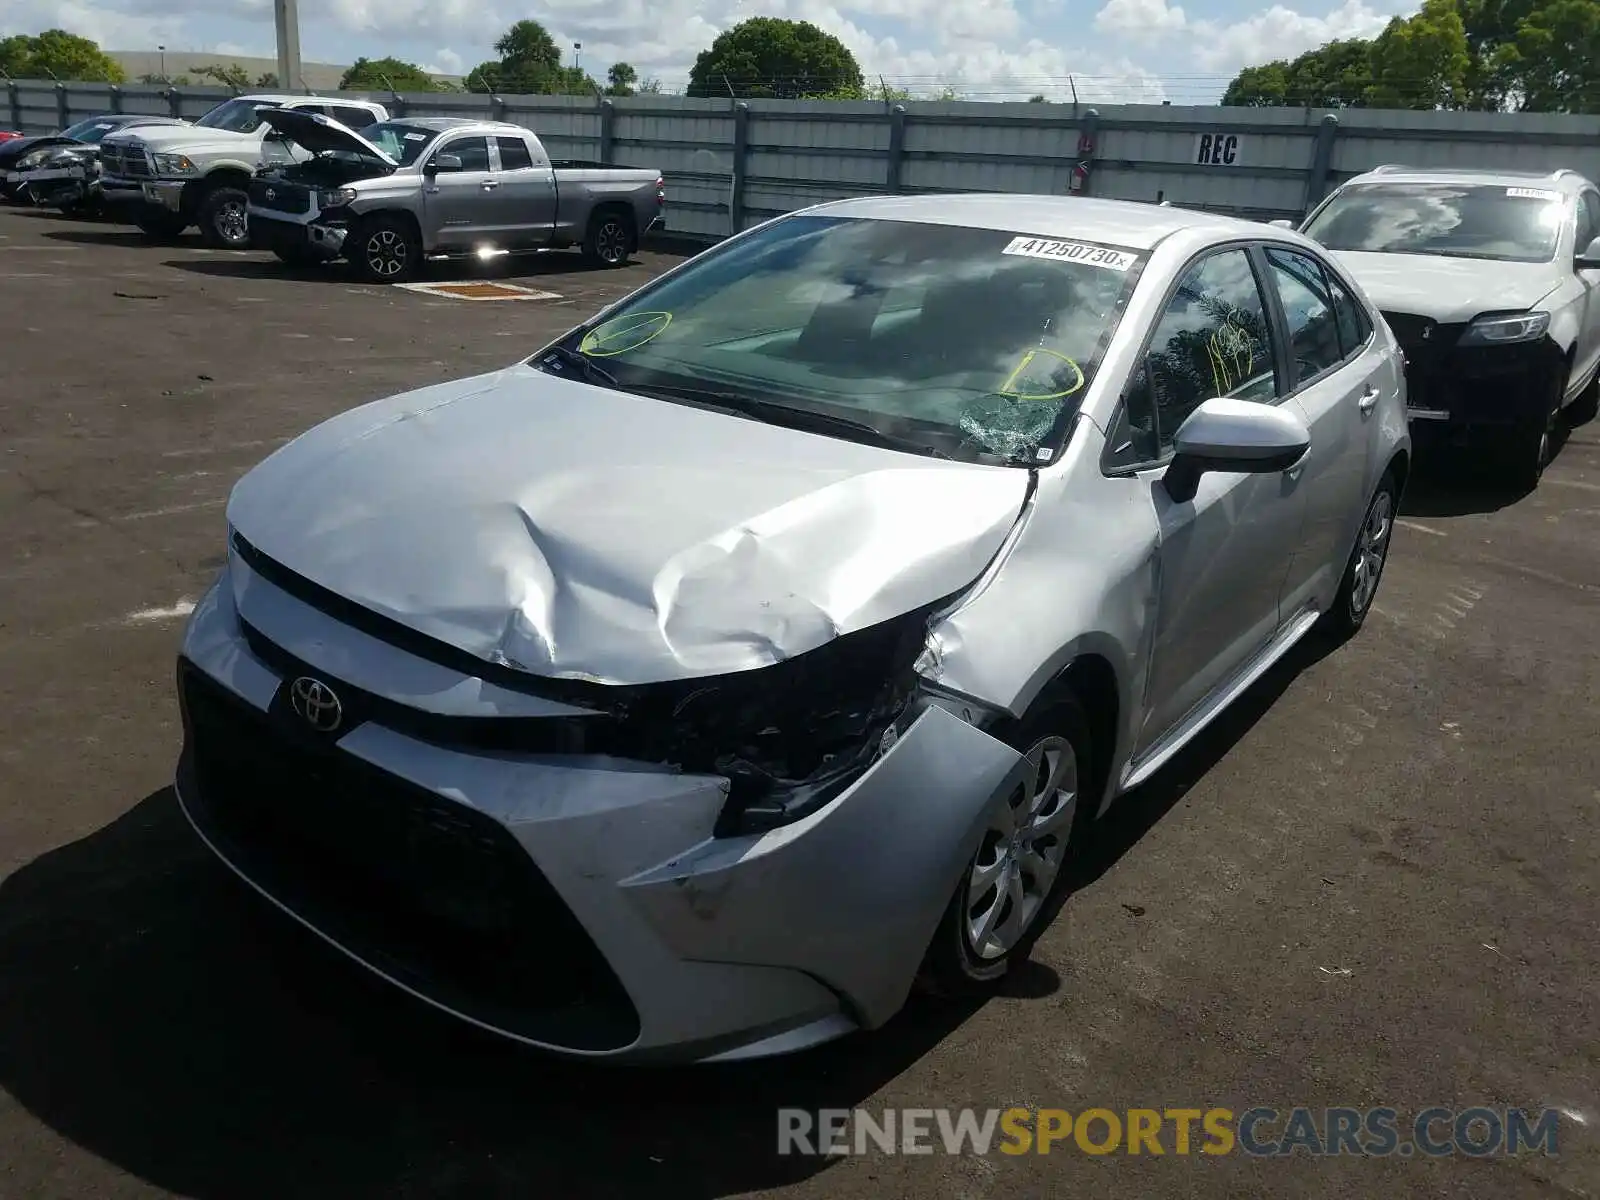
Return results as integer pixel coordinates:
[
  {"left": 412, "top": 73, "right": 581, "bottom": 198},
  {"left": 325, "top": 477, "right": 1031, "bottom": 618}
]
[
  {"left": 177, "top": 660, "right": 641, "bottom": 1050},
  {"left": 101, "top": 144, "right": 150, "bottom": 178},
  {"left": 248, "top": 178, "right": 311, "bottom": 214}
]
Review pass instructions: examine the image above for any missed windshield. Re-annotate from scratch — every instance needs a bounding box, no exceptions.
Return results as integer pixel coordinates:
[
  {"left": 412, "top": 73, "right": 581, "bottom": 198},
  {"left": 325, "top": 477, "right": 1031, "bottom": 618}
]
[
  {"left": 62, "top": 117, "right": 124, "bottom": 143},
  {"left": 195, "top": 98, "right": 271, "bottom": 134},
  {"left": 1303, "top": 182, "right": 1566, "bottom": 263},
  {"left": 357, "top": 122, "right": 438, "bottom": 166},
  {"left": 543, "top": 214, "right": 1144, "bottom": 464}
]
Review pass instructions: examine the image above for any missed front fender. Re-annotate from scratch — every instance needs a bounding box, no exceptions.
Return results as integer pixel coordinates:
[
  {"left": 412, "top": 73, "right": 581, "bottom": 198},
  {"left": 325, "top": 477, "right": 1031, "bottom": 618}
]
[{"left": 618, "top": 705, "right": 1028, "bottom": 1027}]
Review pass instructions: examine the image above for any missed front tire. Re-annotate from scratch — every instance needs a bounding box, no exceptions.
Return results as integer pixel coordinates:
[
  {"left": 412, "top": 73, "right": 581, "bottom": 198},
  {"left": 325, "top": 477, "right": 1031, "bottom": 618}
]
[
  {"left": 1502, "top": 367, "right": 1564, "bottom": 491},
  {"left": 347, "top": 215, "right": 421, "bottom": 284},
  {"left": 917, "top": 696, "right": 1096, "bottom": 997},
  {"left": 196, "top": 185, "right": 251, "bottom": 250},
  {"left": 1318, "top": 469, "right": 1397, "bottom": 643}
]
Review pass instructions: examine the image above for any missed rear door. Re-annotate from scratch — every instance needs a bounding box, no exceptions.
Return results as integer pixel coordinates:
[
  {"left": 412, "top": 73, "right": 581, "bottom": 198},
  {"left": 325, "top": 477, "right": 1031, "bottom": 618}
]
[
  {"left": 1259, "top": 245, "right": 1375, "bottom": 617},
  {"left": 488, "top": 134, "right": 557, "bottom": 246},
  {"left": 421, "top": 133, "right": 494, "bottom": 247}
]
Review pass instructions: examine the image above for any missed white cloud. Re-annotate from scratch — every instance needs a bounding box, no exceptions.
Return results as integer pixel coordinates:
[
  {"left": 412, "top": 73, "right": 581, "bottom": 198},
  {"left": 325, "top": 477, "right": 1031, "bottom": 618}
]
[{"left": 1093, "top": 0, "right": 1396, "bottom": 71}]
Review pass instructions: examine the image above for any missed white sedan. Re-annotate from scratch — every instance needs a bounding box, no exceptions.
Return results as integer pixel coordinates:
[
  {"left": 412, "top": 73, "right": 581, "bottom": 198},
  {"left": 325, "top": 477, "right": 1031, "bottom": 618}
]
[{"left": 174, "top": 194, "right": 1410, "bottom": 1063}]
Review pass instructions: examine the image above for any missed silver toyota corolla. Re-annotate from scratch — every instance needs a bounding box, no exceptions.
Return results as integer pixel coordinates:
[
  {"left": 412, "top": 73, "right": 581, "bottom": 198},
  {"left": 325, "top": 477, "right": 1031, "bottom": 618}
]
[{"left": 174, "top": 194, "right": 1410, "bottom": 1063}]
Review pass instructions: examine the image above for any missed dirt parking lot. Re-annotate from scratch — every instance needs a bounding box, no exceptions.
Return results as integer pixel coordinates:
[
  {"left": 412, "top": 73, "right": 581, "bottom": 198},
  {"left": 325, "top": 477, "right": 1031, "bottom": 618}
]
[{"left": 1, "top": 205, "right": 1597, "bottom": 1200}]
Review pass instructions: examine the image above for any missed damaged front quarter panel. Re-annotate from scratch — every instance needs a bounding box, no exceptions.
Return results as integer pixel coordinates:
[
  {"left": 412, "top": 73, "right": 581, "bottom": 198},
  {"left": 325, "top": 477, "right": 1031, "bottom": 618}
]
[{"left": 619, "top": 704, "right": 1029, "bottom": 1028}]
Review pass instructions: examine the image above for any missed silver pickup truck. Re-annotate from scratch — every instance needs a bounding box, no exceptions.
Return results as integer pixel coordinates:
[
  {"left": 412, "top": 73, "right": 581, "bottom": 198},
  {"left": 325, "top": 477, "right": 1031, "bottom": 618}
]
[
  {"left": 97, "top": 94, "right": 391, "bottom": 248},
  {"left": 246, "top": 110, "right": 665, "bottom": 283}
]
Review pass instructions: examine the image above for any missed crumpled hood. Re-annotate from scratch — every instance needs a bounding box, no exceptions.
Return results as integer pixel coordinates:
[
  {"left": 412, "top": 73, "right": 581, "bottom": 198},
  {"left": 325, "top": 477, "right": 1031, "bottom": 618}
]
[
  {"left": 1330, "top": 251, "right": 1558, "bottom": 323},
  {"left": 226, "top": 365, "right": 1031, "bottom": 686}
]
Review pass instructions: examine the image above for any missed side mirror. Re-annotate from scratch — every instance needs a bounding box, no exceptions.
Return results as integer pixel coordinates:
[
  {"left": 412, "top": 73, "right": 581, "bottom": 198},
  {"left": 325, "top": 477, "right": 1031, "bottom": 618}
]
[
  {"left": 1161, "top": 397, "right": 1311, "bottom": 504},
  {"left": 1576, "top": 235, "right": 1600, "bottom": 271},
  {"left": 425, "top": 153, "right": 463, "bottom": 177}
]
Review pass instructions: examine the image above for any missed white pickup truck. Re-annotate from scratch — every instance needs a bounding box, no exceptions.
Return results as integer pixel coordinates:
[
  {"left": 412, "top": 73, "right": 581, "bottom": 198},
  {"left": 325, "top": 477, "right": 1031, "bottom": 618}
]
[{"left": 97, "top": 93, "right": 391, "bottom": 248}]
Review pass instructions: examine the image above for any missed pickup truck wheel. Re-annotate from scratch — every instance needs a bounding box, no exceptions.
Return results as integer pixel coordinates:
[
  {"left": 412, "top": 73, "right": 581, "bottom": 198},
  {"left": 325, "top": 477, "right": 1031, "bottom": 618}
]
[
  {"left": 582, "top": 211, "right": 633, "bottom": 267},
  {"left": 133, "top": 208, "right": 188, "bottom": 241},
  {"left": 349, "top": 217, "right": 420, "bottom": 284},
  {"left": 196, "top": 186, "right": 251, "bottom": 249}
]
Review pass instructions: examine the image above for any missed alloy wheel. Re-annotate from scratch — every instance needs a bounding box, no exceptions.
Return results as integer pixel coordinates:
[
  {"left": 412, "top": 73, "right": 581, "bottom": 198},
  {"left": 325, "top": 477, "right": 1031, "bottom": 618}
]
[
  {"left": 1349, "top": 489, "right": 1392, "bottom": 620},
  {"left": 366, "top": 229, "right": 409, "bottom": 278},
  {"left": 596, "top": 220, "right": 628, "bottom": 264},
  {"left": 965, "top": 735, "right": 1078, "bottom": 960},
  {"left": 216, "top": 197, "right": 248, "bottom": 245}
]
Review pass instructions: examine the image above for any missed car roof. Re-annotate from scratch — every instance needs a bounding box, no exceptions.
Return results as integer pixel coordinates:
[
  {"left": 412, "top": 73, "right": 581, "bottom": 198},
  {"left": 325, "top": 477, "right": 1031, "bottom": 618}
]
[
  {"left": 1345, "top": 165, "right": 1592, "bottom": 192},
  {"left": 803, "top": 193, "right": 1274, "bottom": 251},
  {"left": 381, "top": 116, "right": 530, "bottom": 133},
  {"left": 243, "top": 93, "right": 385, "bottom": 106}
]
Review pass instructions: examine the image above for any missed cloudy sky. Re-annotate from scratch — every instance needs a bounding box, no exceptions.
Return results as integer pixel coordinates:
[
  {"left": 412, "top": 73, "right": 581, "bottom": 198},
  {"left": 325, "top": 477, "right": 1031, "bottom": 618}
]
[{"left": 5, "top": 0, "right": 1414, "bottom": 101}]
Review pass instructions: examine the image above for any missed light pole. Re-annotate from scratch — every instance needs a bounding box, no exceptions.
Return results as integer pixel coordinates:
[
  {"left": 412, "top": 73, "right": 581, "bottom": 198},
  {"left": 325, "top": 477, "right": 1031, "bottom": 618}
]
[
  {"left": 274, "top": 0, "right": 302, "bottom": 91},
  {"left": 158, "top": 44, "right": 166, "bottom": 82},
  {"left": 574, "top": 42, "right": 582, "bottom": 75}
]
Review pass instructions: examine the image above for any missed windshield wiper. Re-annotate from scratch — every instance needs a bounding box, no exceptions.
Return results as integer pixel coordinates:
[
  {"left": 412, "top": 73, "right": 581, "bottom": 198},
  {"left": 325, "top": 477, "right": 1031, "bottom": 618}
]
[
  {"left": 631, "top": 382, "right": 953, "bottom": 458},
  {"left": 538, "top": 344, "right": 620, "bottom": 389}
]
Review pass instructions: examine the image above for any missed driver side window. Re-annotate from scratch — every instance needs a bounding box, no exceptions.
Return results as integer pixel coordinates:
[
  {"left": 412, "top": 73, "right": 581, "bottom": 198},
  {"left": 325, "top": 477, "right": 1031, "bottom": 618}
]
[
  {"left": 1577, "top": 191, "right": 1600, "bottom": 255},
  {"left": 1107, "top": 248, "right": 1279, "bottom": 468}
]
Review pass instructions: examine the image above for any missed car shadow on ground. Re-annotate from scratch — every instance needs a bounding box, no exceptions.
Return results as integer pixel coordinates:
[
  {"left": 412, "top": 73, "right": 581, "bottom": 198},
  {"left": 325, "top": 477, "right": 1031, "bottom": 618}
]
[
  {"left": 0, "top": 631, "right": 1334, "bottom": 1199},
  {"left": 0, "top": 786, "right": 1035, "bottom": 1198},
  {"left": 1399, "top": 423, "right": 1581, "bottom": 518},
  {"left": 159, "top": 249, "right": 663, "bottom": 287},
  {"left": 44, "top": 226, "right": 196, "bottom": 249}
]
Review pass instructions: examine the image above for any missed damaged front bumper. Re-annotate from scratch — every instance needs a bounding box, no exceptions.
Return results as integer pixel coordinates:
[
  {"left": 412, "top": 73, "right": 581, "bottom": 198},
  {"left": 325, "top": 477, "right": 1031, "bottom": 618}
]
[
  {"left": 174, "top": 557, "right": 1027, "bottom": 1063},
  {"left": 248, "top": 207, "right": 347, "bottom": 257}
]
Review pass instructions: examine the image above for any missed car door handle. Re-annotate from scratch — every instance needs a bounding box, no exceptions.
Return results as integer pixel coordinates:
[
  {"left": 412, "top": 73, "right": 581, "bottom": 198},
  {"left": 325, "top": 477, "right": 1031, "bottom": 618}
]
[
  {"left": 1358, "top": 385, "right": 1380, "bottom": 413},
  {"left": 481, "top": 180, "right": 499, "bottom": 189}
]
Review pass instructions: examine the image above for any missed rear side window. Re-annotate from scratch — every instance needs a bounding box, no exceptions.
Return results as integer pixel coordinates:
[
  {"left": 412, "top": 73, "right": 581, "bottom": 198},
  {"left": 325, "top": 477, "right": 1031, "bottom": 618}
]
[
  {"left": 326, "top": 105, "right": 379, "bottom": 131},
  {"left": 496, "top": 136, "right": 534, "bottom": 171},
  {"left": 1264, "top": 248, "right": 1343, "bottom": 385},
  {"left": 1323, "top": 266, "right": 1372, "bottom": 357}
]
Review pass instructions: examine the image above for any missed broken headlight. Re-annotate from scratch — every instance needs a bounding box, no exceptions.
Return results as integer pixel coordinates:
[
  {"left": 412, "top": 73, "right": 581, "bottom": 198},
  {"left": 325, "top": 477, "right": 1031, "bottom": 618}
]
[{"left": 626, "top": 604, "right": 938, "bottom": 838}]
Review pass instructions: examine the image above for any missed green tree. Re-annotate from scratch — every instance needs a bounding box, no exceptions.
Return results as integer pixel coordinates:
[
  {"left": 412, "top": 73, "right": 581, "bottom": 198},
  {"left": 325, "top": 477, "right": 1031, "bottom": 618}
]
[
  {"left": 255, "top": 71, "right": 279, "bottom": 87},
  {"left": 465, "top": 19, "right": 591, "bottom": 94},
  {"left": 340, "top": 55, "right": 441, "bottom": 92},
  {"left": 1028, "top": 93, "right": 1048, "bottom": 102},
  {"left": 0, "top": 29, "right": 124, "bottom": 82},
  {"left": 1366, "top": 0, "right": 1472, "bottom": 107},
  {"left": 686, "top": 17, "right": 864, "bottom": 98},
  {"left": 606, "top": 61, "right": 638, "bottom": 96},
  {"left": 139, "top": 72, "right": 191, "bottom": 86},
  {"left": 1504, "top": 0, "right": 1600, "bottom": 111},
  {"left": 193, "top": 62, "right": 252, "bottom": 89},
  {"left": 637, "top": 76, "right": 664, "bottom": 94},
  {"left": 1222, "top": 38, "right": 1372, "bottom": 105}
]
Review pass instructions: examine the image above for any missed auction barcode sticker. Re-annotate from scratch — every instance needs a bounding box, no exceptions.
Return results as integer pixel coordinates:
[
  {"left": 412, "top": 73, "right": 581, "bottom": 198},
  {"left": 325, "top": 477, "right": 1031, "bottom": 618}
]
[
  {"left": 1003, "top": 236, "right": 1136, "bottom": 271},
  {"left": 1506, "top": 187, "right": 1561, "bottom": 201}
]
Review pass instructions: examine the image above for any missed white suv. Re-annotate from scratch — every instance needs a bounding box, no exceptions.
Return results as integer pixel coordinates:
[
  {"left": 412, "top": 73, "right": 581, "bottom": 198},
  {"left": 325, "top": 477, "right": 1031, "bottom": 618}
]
[{"left": 1298, "top": 166, "right": 1600, "bottom": 488}]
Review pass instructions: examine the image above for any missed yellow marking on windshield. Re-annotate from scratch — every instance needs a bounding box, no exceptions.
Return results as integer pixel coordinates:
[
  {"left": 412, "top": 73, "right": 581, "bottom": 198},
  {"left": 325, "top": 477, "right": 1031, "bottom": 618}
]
[
  {"left": 580, "top": 311, "right": 673, "bottom": 356},
  {"left": 997, "top": 347, "right": 1084, "bottom": 401}
]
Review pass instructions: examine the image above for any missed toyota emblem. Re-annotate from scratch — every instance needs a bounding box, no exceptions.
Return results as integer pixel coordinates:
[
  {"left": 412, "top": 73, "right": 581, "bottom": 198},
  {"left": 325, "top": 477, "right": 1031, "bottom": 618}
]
[
  {"left": 289, "top": 676, "right": 343, "bottom": 732},
  {"left": 265, "top": 187, "right": 276, "bottom": 200}
]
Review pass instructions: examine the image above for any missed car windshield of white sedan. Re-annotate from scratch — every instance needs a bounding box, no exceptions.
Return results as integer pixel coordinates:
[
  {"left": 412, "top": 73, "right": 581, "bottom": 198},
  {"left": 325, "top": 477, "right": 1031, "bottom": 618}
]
[
  {"left": 1303, "top": 182, "right": 1564, "bottom": 263},
  {"left": 556, "top": 215, "right": 1145, "bottom": 463}
]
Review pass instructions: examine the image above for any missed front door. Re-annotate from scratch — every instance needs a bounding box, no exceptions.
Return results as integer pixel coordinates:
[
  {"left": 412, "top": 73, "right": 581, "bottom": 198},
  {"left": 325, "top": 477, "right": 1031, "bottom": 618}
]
[
  {"left": 1123, "top": 246, "right": 1310, "bottom": 753},
  {"left": 421, "top": 134, "right": 494, "bottom": 249},
  {"left": 1260, "top": 245, "right": 1371, "bottom": 616}
]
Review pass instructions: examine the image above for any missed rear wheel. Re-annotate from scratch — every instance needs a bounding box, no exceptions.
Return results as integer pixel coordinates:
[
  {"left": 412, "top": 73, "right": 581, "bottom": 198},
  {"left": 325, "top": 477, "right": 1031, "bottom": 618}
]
[
  {"left": 196, "top": 185, "right": 251, "bottom": 249},
  {"left": 348, "top": 215, "right": 421, "bottom": 284},
  {"left": 1318, "top": 469, "right": 1397, "bottom": 643},
  {"left": 581, "top": 209, "right": 633, "bottom": 267},
  {"left": 917, "top": 696, "right": 1096, "bottom": 997}
]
